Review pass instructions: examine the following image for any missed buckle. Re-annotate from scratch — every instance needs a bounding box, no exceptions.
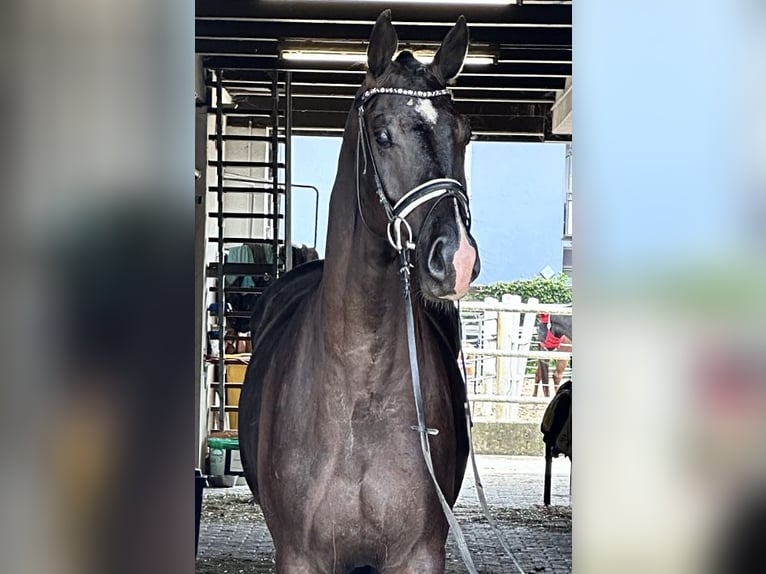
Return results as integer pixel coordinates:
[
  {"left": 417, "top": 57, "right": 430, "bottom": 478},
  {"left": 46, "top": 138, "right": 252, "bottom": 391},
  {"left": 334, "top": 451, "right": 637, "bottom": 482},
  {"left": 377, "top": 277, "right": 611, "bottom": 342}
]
[
  {"left": 387, "top": 216, "right": 414, "bottom": 252},
  {"left": 411, "top": 425, "right": 440, "bottom": 436}
]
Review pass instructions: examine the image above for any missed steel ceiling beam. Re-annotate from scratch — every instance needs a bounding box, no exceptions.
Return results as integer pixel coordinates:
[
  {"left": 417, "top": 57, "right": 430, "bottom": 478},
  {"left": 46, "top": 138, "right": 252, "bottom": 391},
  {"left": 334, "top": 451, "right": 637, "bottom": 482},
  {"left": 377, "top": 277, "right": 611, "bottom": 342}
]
[
  {"left": 195, "top": 1, "right": 572, "bottom": 141},
  {"left": 220, "top": 83, "right": 556, "bottom": 104},
  {"left": 197, "top": 55, "right": 571, "bottom": 78},
  {"left": 228, "top": 96, "right": 549, "bottom": 118},
  {"left": 194, "top": 40, "right": 572, "bottom": 66},
  {"left": 195, "top": 20, "right": 572, "bottom": 47},
  {"left": 226, "top": 109, "right": 549, "bottom": 138},
  {"left": 194, "top": 0, "right": 572, "bottom": 27},
  {"left": 205, "top": 69, "right": 565, "bottom": 91},
  {"left": 498, "top": 47, "right": 571, "bottom": 63}
]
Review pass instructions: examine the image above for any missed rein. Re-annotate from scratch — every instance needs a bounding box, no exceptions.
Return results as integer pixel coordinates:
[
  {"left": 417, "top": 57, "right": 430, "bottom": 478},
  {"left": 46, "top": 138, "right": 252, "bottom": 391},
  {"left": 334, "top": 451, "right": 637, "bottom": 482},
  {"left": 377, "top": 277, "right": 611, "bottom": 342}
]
[{"left": 356, "top": 87, "right": 526, "bottom": 574}]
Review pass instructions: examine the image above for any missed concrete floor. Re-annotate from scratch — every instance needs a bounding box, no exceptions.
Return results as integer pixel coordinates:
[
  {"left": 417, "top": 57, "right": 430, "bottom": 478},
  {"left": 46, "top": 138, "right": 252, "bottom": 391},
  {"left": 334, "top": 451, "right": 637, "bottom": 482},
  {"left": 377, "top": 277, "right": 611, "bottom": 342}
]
[{"left": 196, "top": 455, "right": 572, "bottom": 574}]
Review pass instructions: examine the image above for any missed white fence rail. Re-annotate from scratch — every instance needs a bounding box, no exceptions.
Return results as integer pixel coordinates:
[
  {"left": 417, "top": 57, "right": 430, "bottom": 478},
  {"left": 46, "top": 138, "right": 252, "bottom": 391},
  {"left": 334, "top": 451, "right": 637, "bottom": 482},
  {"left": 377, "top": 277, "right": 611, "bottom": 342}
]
[{"left": 459, "top": 295, "right": 572, "bottom": 422}]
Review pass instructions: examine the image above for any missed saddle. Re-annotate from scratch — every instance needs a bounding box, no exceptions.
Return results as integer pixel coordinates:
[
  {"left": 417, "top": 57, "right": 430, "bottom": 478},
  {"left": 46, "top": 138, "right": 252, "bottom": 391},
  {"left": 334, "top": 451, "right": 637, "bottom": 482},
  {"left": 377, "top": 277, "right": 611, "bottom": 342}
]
[{"left": 541, "top": 380, "right": 572, "bottom": 459}]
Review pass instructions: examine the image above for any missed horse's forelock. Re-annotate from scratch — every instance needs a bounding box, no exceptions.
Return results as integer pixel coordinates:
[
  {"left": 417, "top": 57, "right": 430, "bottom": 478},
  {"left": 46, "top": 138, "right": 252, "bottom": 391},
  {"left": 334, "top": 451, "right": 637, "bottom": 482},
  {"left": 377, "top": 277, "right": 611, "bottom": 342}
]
[
  {"left": 362, "top": 61, "right": 446, "bottom": 105},
  {"left": 394, "top": 50, "right": 422, "bottom": 71}
]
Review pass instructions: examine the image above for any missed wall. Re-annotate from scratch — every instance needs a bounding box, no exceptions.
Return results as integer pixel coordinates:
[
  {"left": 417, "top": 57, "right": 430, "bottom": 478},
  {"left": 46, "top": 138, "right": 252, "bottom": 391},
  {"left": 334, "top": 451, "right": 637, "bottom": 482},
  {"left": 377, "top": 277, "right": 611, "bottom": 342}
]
[
  {"left": 205, "top": 120, "right": 271, "bottom": 265},
  {"left": 472, "top": 422, "right": 546, "bottom": 456}
]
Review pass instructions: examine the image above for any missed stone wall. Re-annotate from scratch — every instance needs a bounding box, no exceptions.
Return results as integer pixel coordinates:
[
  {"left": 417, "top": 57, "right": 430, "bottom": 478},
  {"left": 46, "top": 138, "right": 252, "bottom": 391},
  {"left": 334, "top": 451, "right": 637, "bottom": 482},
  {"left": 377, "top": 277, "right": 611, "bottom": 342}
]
[{"left": 471, "top": 422, "right": 545, "bottom": 456}]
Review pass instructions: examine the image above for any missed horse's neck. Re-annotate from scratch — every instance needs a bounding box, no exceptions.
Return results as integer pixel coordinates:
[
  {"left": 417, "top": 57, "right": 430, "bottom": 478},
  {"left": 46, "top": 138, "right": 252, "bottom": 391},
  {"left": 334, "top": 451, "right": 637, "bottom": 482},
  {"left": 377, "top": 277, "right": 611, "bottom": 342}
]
[
  {"left": 320, "top": 225, "right": 409, "bottom": 343},
  {"left": 319, "top": 127, "right": 417, "bottom": 362},
  {"left": 554, "top": 316, "right": 572, "bottom": 340}
]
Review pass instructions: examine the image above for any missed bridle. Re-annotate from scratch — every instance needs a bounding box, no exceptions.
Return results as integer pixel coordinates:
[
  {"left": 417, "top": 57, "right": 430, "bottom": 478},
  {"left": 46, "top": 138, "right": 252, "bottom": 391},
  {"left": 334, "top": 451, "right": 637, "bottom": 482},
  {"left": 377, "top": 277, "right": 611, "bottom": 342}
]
[
  {"left": 353, "top": 85, "right": 527, "bottom": 574},
  {"left": 354, "top": 86, "right": 471, "bottom": 254}
]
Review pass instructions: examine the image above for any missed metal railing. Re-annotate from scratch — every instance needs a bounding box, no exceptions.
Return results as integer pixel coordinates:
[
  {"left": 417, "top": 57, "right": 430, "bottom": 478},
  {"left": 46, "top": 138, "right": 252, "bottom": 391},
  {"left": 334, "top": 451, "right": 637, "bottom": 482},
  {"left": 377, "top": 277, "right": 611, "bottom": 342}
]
[{"left": 460, "top": 296, "right": 572, "bottom": 422}]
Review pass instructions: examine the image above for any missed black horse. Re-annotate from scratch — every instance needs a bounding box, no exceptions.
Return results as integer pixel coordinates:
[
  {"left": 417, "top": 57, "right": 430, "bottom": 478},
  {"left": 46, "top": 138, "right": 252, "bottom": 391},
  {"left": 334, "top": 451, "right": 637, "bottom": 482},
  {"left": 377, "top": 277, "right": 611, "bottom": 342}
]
[
  {"left": 239, "top": 11, "right": 480, "bottom": 574},
  {"left": 534, "top": 312, "right": 572, "bottom": 397}
]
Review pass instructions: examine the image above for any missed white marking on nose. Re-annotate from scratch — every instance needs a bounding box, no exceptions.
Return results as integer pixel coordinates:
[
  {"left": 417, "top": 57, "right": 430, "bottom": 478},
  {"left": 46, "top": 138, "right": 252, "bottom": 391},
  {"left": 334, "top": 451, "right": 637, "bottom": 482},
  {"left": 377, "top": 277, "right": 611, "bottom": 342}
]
[
  {"left": 415, "top": 99, "right": 438, "bottom": 125},
  {"left": 443, "top": 200, "right": 476, "bottom": 301}
]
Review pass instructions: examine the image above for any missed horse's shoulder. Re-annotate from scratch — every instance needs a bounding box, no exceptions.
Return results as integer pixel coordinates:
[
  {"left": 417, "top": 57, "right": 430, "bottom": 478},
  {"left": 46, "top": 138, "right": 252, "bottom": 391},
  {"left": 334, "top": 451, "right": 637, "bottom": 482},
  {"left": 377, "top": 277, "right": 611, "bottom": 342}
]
[{"left": 423, "top": 302, "right": 469, "bottom": 502}]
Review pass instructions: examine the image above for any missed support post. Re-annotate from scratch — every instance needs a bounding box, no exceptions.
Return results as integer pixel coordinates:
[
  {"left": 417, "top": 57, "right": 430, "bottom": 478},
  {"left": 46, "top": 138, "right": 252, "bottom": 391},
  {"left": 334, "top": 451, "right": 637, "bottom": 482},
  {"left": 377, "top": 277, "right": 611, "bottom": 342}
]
[
  {"left": 270, "top": 72, "right": 280, "bottom": 275},
  {"left": 285, "top": 72, "right": 293, "bottom": 271},
  {"left": 215, "top": 69, "right": 226, "bottom": 432}
]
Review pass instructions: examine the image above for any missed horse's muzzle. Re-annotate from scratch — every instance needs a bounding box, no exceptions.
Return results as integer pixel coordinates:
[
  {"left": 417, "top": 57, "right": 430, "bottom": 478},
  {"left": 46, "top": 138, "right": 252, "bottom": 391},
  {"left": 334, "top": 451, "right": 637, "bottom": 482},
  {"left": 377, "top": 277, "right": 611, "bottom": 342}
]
[
  {"left": 420, "top": 208, "right": 480, "bottom": 300},
  {"left": 440, "top": 219, "right": 479, "bottom": 300}
]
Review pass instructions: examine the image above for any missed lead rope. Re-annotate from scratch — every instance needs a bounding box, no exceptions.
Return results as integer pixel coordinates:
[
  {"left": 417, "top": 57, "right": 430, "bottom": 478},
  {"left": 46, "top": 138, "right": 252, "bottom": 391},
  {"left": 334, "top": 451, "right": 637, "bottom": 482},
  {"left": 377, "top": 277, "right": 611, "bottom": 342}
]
[
  {"left": 457, "top": 302, "right": 527, "bottom": 574},
  {"left": 395, "top": 214, "right": 526, "bottom": 574},
  {"left": 398, "top": 248, "right": 478, "bottom": 574}
]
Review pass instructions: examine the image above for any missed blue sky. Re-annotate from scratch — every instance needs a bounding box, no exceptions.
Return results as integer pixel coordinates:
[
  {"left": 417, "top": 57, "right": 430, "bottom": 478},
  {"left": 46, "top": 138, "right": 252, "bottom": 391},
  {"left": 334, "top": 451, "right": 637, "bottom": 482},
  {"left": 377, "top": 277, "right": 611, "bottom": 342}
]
[
  {"left": 469, "top": 142, "right": 567, "bottom": 283},
  {"left": 290, "top": 136, "right": 568, "bottom": 284}
]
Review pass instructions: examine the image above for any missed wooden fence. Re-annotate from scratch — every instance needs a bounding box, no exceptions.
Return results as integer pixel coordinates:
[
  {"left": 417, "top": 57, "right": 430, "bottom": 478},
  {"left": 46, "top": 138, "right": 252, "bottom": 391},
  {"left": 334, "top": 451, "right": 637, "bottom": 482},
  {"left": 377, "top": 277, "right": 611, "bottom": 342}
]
[{"left": 459, "top": 295, "right": 572, "bottom": 422}]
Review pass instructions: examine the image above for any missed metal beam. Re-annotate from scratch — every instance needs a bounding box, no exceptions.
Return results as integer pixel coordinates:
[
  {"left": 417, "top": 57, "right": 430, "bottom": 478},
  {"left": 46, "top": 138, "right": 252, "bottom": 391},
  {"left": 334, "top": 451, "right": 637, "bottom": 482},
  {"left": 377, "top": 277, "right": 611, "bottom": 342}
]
[
  {"left": 196, "top": 39, "right": 279, "bottom": 57},
  {"left": 468, "top": 114, "right": 545, "bottom": 135},
  {"left": 197, "top": 56, "right": 571, "bottom": 78},
  {"left": 259, "top": 125, "right": 555, "bottom": 143},
  {"left": 195, "top": 40, "right": 572, "bottom": 66},
  {"left": 195, "top": 20, "right": 572, "bottom": 47},
  {"left": 285, "top": 128, "right": 552, "bottom": 143},
  {"left": 220, "top": 83, "right": 556, "bottom": 104},
  {"left": 498, "top": 47, "right": 571, "bottom": 64},
  {"left": 234, "top": 95, "right": 549, "bottom": 118},
  {"left": 194, "top": 1, "right": 572, "bottom": 27},
  {"left": 230, "top": 109, "right": 546, "bottom": 136},
  {"left": 204, "top": 68, "right": 566, "bottom": 91}
]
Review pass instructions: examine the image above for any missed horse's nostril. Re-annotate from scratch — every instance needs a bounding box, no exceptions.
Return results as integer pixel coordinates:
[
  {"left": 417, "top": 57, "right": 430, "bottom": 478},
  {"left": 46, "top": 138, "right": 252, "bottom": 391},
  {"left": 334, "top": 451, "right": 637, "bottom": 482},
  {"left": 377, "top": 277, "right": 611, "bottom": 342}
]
[{"left": 427, "top": 238, "right": 448, "bottom": 282}]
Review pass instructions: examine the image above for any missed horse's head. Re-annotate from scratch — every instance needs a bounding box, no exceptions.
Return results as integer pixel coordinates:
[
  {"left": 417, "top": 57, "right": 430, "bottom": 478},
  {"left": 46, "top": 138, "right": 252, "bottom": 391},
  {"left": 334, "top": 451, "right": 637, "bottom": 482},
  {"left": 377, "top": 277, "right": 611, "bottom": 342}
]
[{"left": 355, "top": 10, "right": 480, "bottom": 302}]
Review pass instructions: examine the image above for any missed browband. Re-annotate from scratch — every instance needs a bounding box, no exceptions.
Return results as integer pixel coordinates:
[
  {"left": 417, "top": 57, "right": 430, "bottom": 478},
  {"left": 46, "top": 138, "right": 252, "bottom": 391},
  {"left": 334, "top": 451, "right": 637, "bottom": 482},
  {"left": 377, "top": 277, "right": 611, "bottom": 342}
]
[{"left": 355, "top": 87, "right": 452, "bottom": 109}]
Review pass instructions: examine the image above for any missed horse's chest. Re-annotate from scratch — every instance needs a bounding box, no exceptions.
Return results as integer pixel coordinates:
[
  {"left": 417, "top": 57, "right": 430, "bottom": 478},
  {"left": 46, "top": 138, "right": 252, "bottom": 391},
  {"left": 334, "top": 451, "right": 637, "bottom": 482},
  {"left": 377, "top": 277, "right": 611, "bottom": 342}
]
[{"left": 311, "top": 424, "right": 438, "bottom": 548}]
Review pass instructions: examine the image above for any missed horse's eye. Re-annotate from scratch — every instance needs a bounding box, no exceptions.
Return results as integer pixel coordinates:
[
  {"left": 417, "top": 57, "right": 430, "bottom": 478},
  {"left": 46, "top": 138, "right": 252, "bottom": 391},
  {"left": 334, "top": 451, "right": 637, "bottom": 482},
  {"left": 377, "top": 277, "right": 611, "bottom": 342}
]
[{"left": 375, "top": 129, "right": 392, "bottom": 148}]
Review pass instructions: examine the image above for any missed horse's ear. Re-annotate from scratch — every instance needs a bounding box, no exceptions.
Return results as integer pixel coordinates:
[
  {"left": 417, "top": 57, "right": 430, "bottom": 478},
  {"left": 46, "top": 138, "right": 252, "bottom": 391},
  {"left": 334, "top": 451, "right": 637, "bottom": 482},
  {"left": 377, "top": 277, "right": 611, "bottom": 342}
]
[
  {"left": 432, "top": 16, "right": 469, "bottom": 83},
  {"left": 367, "top": 10, "right": 398, "bottom": 78}
]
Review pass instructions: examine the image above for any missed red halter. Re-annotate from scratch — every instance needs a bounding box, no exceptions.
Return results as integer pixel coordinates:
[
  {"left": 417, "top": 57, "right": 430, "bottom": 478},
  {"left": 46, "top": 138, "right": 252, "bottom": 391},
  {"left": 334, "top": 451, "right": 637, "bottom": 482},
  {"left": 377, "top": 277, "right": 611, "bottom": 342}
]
[{"left": 538, "top": 313, "right": 563, "bottom": 350}]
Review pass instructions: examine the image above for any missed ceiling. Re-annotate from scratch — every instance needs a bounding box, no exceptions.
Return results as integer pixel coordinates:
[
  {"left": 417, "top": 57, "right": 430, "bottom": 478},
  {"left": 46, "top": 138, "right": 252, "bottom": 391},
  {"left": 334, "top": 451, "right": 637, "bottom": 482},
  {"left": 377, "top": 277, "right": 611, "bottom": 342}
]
[{"left": 195, "top": 0, "right": 572, "bottom": 142}]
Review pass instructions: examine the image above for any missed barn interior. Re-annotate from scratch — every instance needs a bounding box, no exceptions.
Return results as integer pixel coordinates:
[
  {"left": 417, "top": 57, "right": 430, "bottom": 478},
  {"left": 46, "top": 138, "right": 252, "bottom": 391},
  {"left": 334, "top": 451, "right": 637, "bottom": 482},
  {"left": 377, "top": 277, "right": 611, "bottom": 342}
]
[
  {"left": 194, "top": 2, "right": 572, "bottom": 570},
  {"left": 194, "top": 0, "right": 572, "bottom": 466}
]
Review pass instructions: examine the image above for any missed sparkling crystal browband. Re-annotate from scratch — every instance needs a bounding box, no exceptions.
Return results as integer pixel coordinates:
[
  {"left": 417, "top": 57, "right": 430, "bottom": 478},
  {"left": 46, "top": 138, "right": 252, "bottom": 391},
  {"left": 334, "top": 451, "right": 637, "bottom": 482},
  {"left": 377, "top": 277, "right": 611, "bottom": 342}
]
[{"left": 356, "top": 87, "right": 452, "bottom": 108}]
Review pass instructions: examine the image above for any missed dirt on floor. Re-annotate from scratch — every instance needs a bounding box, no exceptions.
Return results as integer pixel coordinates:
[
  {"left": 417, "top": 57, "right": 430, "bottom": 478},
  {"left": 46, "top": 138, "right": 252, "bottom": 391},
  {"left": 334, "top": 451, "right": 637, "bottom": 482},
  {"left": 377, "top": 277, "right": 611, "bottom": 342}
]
[{"left": 197, "top": 455, "right": 572, "bottom": 573}]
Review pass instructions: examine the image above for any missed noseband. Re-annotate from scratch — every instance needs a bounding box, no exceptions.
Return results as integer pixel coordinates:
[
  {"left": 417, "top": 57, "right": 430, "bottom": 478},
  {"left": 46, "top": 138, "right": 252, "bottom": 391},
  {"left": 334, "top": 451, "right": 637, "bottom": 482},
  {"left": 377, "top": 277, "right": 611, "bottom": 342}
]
[{"left": 354, "top": 87, "right": 471, "bottom": 253}]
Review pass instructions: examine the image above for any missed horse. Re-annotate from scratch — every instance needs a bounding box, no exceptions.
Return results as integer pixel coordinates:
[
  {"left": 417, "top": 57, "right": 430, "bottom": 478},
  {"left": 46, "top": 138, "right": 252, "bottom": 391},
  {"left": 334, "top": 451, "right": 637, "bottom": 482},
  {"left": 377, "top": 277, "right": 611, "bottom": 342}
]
[
  {"left": 238, "top": 11, "right": 481, "bottom": 574},
  {"left": 533, "top": 312, "right": 572, "bottom": 397}
]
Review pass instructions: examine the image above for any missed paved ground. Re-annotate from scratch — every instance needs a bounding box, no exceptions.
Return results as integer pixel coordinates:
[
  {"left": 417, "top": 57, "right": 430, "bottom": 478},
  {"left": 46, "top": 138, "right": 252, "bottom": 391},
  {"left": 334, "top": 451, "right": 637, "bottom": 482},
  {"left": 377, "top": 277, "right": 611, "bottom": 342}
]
[{"left": 196, "top": 455, "right": 571, "bottom": 574}]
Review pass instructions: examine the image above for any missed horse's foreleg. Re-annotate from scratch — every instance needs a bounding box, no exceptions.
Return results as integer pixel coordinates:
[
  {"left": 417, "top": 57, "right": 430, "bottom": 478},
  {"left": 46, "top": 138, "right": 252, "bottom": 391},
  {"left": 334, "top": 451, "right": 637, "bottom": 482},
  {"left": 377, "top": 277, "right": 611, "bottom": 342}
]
[
  {"left": 275, "top": 548, "right": 319, "bottom": 574},
  {"left": 385, "top": 543, "right": 446, "bottom": 574}
]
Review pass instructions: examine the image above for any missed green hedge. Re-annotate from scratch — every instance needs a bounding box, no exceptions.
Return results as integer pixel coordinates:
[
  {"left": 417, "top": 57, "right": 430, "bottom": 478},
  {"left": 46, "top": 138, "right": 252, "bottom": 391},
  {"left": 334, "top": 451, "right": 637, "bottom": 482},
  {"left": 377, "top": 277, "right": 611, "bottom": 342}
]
[{"left": 468, "top": 274, "right": 572, "bottom": 304}]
